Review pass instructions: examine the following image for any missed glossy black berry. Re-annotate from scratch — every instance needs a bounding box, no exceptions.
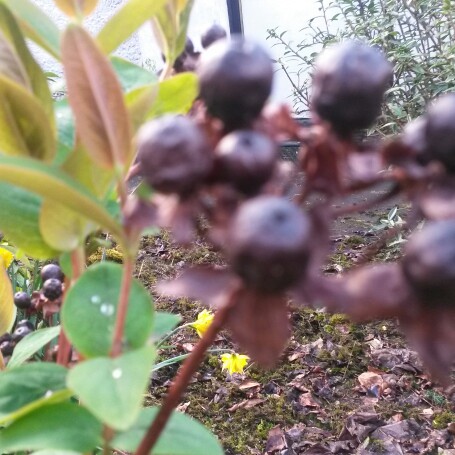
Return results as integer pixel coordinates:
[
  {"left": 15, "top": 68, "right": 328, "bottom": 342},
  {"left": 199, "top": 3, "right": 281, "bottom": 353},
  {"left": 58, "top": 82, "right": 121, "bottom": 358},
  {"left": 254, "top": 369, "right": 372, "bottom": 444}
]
[
  {"left": 43, "top": 278, "right": 63, "bottom": 301},
  {"left": 13, "top": 291, "right": 31, "bottom": 310},
  {"left": 402, "top": 220, "right": 455, "bottom": 305},
  {"left": 201, "top": 24, "right": 227, "bottom": 49},
  {"left": 16, "top": 319, "right": 34, "bottom": 331},
  {"left": 12, "top": 325, "right": 33, "bottom": 342},
  {"left": 0, "top": 340, "right": 14, "bottom": 356},
  {"left": 229, "top": 197, "right": 311, "bottom": 293},
  {"left": 425, "top": 93, "right": 455, "bottom": 173},
  {"left": 214, "top": 130, "right": 277, "bottom": 195},
  {"left": 138, "top": 116, "right": 212, "bottom": 195},
  {"left": 41, "top": 263, "right": 64, "bottom": 283},
  {"left": 198, "top": 37, "right": 274, "bottom": 130},
  {"left": 311, "top": 40, "right": 392, "bottom": 135}
]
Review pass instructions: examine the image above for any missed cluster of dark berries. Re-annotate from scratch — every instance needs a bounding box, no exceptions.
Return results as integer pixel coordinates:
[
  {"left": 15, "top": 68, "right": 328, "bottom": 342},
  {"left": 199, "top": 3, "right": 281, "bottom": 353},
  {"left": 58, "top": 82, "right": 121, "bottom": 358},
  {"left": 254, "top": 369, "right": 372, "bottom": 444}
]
[
  {"left": 133, "top": 34, "right": 455, "bottom": 383},
  {"left": 1, "top": 263, "right": 65, "bottom": 360},
  {"left": 0, "top": 320, "right": 34, "bottom": 358}
]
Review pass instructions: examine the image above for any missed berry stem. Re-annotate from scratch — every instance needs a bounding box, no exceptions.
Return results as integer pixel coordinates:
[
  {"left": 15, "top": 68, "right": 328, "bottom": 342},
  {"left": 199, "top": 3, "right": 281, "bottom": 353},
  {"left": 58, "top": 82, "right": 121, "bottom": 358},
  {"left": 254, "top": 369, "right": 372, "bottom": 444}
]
[
  {"left": 134, "top": 291, "right": 238, "bottom": 455},
  {"left": 110, "top": 255, "right": 134, "bottom": 357},
  {"left": 57, "top": 247, "right": 86, "bottom": 366}
]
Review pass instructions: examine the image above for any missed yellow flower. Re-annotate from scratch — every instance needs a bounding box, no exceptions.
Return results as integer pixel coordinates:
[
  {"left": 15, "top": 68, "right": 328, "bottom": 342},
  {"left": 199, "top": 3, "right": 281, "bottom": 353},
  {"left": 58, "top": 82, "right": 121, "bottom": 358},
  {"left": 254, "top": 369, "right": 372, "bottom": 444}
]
[
  {"left": 0, "top": 247, "right": 14, "bottom": 269},
  {"left": 191, "top": 309, "right": 214, "bottom": 338},
  {"left": 221, "top": 353, "right": 249, "bottom": 375}
]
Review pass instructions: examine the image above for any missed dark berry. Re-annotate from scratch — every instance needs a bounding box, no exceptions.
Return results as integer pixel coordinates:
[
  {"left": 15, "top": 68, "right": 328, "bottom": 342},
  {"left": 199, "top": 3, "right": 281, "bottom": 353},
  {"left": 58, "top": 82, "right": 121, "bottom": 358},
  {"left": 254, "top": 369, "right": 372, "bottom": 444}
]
[
  {"left": 138, "top": 116, "right": 212, "bottom": 195},
  {"left": 311, "top": 40, "right": 392, "bottom": 135},
  {"left": 401, "top": 116, "right": 431, "bottom": 166},
  {"left": 229, "top": 197, "right": 311, "bottom": 293},
  {"left": 0, "top": 341, "right": 14, "bottom": 356},
  {"left": 201, "top": 24, "right": 227, "bottom": 49},
  {"left": 12, "top": 325, "right": 33, "bottom": 342},
  {"left": 425, "top": 93, "right": 455, "bottom": 172},
  {"left": 43, "top": 278, "right": 63, "bottom": 301},
  {"left": 173, "top": 37, "right": 197, "bottom": 73},
  {"left": 402, "top": 220, "right": 455, "bottom": 305},
  {"left": 41, "top": 263, "right": 64, "bottom": 282},
  {"left": 0, "top": 333, "right": 11, "bottom": 344},
  {"left": 16, "top": 319, "right": 34, "bottom": 331},
  {"left": 198, "top": 37, "right": 274, "bottom": 130},
  {"left": 214, "top": 130, "right": 277, "bottom": 195},
  {"left": 13, "top": 291, "right": 31, "bottom": 310}
]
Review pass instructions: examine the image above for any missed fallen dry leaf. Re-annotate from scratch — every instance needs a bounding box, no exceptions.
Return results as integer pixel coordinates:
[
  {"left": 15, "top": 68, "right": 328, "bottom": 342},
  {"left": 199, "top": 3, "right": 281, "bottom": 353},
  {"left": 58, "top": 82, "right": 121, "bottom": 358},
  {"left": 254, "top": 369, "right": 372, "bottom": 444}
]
[
  {"left": 238, "top": 379, "right": 261, "bottom": 391},
  {"left": 358, "top": 371, "right": 384, "bottom": 395},
  {"left": 265, "top": 426, "right": 288, "bottom": 453},
  {"left": 227, "top": 398, "right": 265, "bottom": 412}
]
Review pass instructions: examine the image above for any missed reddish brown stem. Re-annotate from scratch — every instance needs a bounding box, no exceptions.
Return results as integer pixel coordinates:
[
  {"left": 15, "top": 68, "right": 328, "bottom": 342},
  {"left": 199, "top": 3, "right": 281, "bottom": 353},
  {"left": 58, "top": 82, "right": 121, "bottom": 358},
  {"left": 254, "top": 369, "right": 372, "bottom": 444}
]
[
  {"left": 57, "top": 248, "right": 85, "bottom": 366},
  {"left": 110, "top": 256, "right": 134, "bottom": 357},
  {"left": 134, "top": 296, "right": 237, "bottom": 455}
]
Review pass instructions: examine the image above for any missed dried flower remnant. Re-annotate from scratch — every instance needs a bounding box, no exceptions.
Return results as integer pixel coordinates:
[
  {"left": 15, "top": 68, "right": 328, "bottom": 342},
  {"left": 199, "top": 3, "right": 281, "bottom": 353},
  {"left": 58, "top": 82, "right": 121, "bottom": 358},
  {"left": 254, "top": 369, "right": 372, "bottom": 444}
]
[
  {"left": 221, "top": 352, "right": 249, "bottom": 375},
  {"left": 192, "top": 309, "right": 214, "bottom": 337}
]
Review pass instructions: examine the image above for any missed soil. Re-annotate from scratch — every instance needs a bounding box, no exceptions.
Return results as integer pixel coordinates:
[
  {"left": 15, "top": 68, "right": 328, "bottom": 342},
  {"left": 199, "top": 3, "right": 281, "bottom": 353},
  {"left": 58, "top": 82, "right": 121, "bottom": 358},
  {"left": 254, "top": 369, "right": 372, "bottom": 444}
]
[{"left": 131, "top": 170, "right": 455, "bottom": 455}]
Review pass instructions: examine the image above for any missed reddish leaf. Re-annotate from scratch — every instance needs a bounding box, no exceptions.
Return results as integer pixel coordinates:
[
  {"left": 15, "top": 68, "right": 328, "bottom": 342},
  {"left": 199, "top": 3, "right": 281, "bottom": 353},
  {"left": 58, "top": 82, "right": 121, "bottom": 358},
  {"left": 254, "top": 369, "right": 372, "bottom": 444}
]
[{"left": 61, "top": 25, "right": 132, "bottom": 170}]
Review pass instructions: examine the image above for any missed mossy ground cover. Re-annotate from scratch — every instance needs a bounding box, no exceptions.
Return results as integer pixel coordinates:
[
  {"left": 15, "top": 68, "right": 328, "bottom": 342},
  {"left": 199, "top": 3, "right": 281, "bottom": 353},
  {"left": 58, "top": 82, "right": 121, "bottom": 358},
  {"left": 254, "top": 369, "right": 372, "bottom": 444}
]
[{"left": 132, "top": 208, "right": 455, "bottom": 454}]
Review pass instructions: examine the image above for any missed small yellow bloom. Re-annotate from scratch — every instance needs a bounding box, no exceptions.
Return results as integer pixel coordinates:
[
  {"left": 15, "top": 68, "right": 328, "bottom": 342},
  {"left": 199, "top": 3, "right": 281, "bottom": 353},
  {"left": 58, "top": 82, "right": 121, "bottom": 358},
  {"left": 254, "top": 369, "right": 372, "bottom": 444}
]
[
  {"left": 221, "top": 353, "right": 249, "bottom": 375},
  {"left": 191, "top": 309, "right": 214, "bottom": 338},
  {"left": 0, "top": 247, "right": 14, "bottom": 269}
]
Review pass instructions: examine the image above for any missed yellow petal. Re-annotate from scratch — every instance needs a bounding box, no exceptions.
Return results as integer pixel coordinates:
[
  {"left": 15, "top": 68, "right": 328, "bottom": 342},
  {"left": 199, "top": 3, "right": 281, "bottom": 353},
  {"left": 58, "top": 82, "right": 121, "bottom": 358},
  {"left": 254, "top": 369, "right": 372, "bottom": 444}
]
[{"left": 0, "top": 247, "right": 14, "bottom": 269}]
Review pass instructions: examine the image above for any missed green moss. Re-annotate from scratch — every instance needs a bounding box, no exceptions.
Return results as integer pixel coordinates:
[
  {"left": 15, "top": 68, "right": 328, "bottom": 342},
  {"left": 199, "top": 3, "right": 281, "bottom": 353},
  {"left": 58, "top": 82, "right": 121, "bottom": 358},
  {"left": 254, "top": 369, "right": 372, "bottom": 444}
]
[
  {"left": 87, "top": 247, "right": 123, "bottom": 264},
  {"left": 368, "top": 438, "right": 386, "bottom": 453},
  {"left": 432, "top": 411, "right": 455, "bottom": 429}
]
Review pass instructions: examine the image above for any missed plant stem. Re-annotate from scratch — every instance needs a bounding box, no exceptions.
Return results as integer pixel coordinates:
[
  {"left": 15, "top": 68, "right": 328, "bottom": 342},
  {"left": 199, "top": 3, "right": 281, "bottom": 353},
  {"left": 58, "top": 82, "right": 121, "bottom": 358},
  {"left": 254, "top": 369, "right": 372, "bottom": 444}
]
[
  {"left": 134, "top": 295, "right": 237, "bottom": 455},
  {"left": 110, "top": 255, "right": 134, "bottom": 357},
  {"left": 156, "top": 322, "right": 193, "bottom": 348},
  {"left": 57, "top": 247, "right": 85, "bottom": 366}
]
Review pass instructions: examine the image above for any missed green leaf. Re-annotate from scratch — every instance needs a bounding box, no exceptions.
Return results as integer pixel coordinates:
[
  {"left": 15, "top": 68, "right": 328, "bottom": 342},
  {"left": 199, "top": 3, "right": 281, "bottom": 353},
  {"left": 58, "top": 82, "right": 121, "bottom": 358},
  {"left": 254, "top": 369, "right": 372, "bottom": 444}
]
[
  {"left": 96, "top": 0, "right": 168, "bottom": 55},
  {"left": 112, "top": 407, "right": 224, "bottom": 455},
  {"left": 54, "top": 99, "right": 75, "bottom": 166},
  {"left": 152, "top": 311, "right": 181, "bottom": 341},
  {"left": 2, "top": 0, "right": 61, "bottom": 59},
  {"left": 8, "top": 326, "right": 61, "bottom": 368},
  {"left": 0, "top": 259, "right": 15, "bottom": 334},
  {"left": 0, "top": 155, "right": 122, "bottom": 239},
  {"left": 39, "top": 200, "right": 95, "bottom": 251},
  {"left": 33, "top": 451, "right": 81, "bottom": 455},
  {"left": 0, "top": 363, "right": 68, "bottom": 423},
  {"left": 62, "top": 25, "right": 132, "bottom": 169},
  {"left": 126, "top": 72, "right": 198, "bottom": 130},
  {"left": 111, "top": 56, "right": 157, "bottom": 92},
  {"left": 0, "top": 75, "right": 55, "bottom": 161},
  {"left": 0, "top": 403, "right": 102, "bottom": 453},
  {"left": 62, "top": 262, "right": 154, "bottom": 357},
  {"left": 147, "top": 72, "right": 198, "bottom": 118},
  {"left": 0, "top": 182, "right": 58, "bottom": 259},
  {"left": 67, "top": 346, "right": 155, "bottom": 430},
  {"left": 61, "top": 145, "right": 115, "bottom": 198},
  {"left": 152, "top": 0, "right": 195, "bottom": 65},
  {"left": 0, "top": 3, "right": 54, "bottom": 122}
]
